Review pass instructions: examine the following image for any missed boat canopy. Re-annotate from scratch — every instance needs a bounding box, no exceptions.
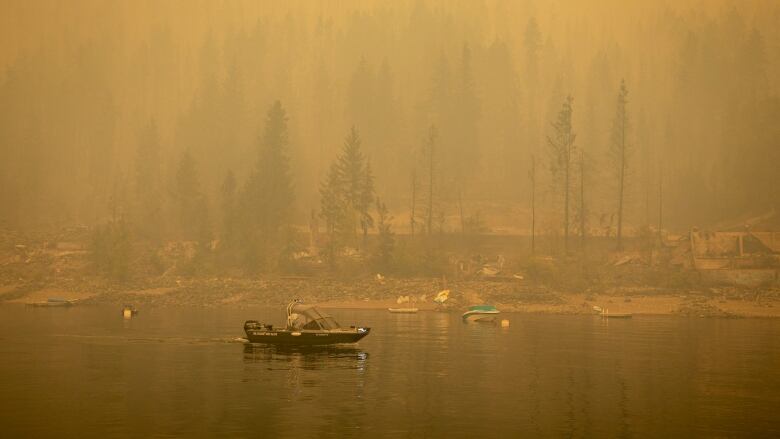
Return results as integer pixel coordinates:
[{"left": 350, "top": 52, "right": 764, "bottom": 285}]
[{"left": 288, "top": 303, "right": 341, "bottom": 330}]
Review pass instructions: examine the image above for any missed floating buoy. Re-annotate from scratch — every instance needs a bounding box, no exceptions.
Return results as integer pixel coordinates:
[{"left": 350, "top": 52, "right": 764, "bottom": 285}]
[
  {"left": 501, "top": 319, "right": 510, "bottom": 328},
  {"left": 122, "top": 305, "right": 138, "bottom": 319}
]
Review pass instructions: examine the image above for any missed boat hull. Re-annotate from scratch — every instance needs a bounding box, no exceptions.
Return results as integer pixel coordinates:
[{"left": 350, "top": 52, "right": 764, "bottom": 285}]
[
  {"left": 245, "top": 328, "right": 370, "bottom": 345},
  {"left": 601, "top": 313, "right": 633, "bottom": 319},
  {"left": 462, "top": 310, "right": 500, "bottom": 323},
  {"left": 27, "top": 301, "right": 74, "bottom": 307}
]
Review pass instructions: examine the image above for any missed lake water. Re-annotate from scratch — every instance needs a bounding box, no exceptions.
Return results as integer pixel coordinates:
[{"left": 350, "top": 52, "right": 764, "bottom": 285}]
[{"left": 1, "top": 304, "right": 778, "bottom": 437}]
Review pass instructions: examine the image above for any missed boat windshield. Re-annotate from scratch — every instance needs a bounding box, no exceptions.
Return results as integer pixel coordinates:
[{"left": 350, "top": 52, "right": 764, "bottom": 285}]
[
  {"left": 300, "top": 317, "right": 340, "bottom": 330},
  {"left": 289, "top": 304, "right": 341, "bottom": 330}
]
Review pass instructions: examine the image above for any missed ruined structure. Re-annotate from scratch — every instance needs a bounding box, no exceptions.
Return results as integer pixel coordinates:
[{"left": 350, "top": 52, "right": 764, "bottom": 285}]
[{"left": 676, "top": 228, "right": 780, "bottom": 286}]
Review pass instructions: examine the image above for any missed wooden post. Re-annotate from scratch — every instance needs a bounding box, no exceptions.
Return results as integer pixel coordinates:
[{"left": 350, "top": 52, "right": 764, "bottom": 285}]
[{"left": 739, "top": 234, "right": 744, "bottom": 257}]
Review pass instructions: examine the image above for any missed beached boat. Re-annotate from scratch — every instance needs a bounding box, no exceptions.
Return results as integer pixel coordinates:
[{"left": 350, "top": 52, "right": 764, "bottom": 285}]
[
  {"left": 27, "top": 298, "right": 77, "bottom": 307},
  {"left": 388, "top": 308, "right": 419, "bottom": 313},
  {"left": 462, "top": 305, "right": 500, "bottom": 323},
  {"left": 244, "top": 300, "right": 370, "bottom": 345},
  {"left": 601, "top": 309, "right": 633, "bottom": 319}
]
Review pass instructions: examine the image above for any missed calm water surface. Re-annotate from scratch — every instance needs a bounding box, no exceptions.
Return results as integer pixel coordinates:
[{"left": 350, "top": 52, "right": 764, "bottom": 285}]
[{"left": 0, "top": 304, "right": 778, "bottom": 437}]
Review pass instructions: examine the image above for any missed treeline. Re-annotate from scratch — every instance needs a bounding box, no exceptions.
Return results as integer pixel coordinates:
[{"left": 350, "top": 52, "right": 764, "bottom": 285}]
[
  {"left": 92, "top": 100, "right": 399, "bottom": 278},
  {"left": 1, "top": 1, "right": 779, "bottom": 242}
]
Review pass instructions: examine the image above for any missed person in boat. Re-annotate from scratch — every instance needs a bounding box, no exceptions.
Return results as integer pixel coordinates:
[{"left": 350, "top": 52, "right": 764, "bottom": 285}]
[
  {"left": 286, "top": 304, "right": 342, "bottom": 331},
  {"left": 245, "top": 300, "right": 370, "bottom": 345}
]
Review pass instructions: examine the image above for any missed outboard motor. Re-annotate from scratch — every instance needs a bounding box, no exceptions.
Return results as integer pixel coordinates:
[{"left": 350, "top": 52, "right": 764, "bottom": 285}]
[
  {"left": 244, "top": 320, "right": 272, "bottom": 331},
  {"left": 244, "top": 320, "right": 261, "bottom": 331}
]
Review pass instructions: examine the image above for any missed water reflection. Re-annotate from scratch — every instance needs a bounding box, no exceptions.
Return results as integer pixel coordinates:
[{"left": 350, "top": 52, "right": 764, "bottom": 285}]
[{"left": 242, "top": 343, "right": 369, "bottom": 372}]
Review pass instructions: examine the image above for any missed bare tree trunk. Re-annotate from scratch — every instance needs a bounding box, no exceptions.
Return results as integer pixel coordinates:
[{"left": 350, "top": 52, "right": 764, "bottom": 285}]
[
  {"left": 564, "top": 149, "right": 570, "bottom": 255},
  {"left": 658, "top": 159, "right": 663, "bottom": 242},
  {"left": 410, "top": 170, "right": 417, "bottom": 237},
  {"left": 530, "top": 154, "right": 536, "bottom": 255},
  {"left": 425, "top": 126, "right": 436, "bottom": 236},
  {"left": 458, "top": 188, "right": 465, "bottom": 234},
  {"left": 644, "top": 142, "right": 651, "bottom": 226},
  {"left": 580, "top": 150, "right": 586, "bottom": 253},
  {"left": 617, "top": 110, "right": 626, "bottom": 251}
]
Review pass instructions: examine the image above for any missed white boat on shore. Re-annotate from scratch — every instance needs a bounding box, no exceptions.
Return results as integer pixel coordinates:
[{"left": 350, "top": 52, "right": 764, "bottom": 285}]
[
  {"left": 462, "top": 305, "right": 500, "bottom": 323},
  {"left": 388, "top": 308, "right": 419, "bottom": 314}
]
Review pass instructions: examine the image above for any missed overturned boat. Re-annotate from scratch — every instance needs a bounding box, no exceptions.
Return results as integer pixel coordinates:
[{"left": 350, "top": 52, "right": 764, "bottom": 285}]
[
  {"left": 244, "top": 300, "right": 370, "bottom": 345},
  {"left": 462, "top": 305, "right": 501, "bottom": 323}
]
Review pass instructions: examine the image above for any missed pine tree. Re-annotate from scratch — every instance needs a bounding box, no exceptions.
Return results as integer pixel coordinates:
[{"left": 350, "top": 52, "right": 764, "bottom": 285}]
[
  {"left": 320, "top": 164, "right": 348, "bottom": 237},
  {"left": 255, "top": 100, "right": 294, "bottom": 233},
  {"left": 338, "top": 127, "right": 373, "bottom": 240},
  {"left": 319, "top": 126, "right": 376, "bottom": 253},
  {"left": 609, "top": 80, "right": 630, "bottom": 251},
  {"left": 238, "top": 100, "right": 295, "bottom": 270},
  {"left": 359, "top": 160, "right": 375, "bottom": 247},
  {"left": 548, "top": 95, "right": 577, "bottom": 254},
  {"left": 240, "top": 101, "right": 294, "bottom": 258}
]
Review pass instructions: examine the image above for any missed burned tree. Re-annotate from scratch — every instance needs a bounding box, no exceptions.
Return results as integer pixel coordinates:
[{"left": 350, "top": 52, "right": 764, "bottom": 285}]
[
  {"left": 609, "top": 80, "right": 630, "bottom": 250},
  {"left": 423, "top": 125, "right": 438, "bottom": 235},
  {"left": 548, "top": 95, "right": 577, "bottom": 254},
  {"left": 529, "top": 154, "right": 537, "bottom": 255},
  {"left": 577, "top": 150, "right": 587, "bottom": 252},
  {"left": 410, "top": 169, "right": 419, "bottom": 236}
]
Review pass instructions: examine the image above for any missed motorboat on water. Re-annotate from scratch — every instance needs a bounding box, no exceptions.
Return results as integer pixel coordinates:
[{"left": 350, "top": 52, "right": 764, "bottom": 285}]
[
  {"left": 244, "top": 300, "right": 371, "bottom": 345},
  {"left": 462, "top": 304, "right": 500, "bottom": 323}
]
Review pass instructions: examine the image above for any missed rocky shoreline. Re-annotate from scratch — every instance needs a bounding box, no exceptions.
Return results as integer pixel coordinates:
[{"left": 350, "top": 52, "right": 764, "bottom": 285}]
[{"left": 2, "top": 277, "right": 779, "bottom": 318}]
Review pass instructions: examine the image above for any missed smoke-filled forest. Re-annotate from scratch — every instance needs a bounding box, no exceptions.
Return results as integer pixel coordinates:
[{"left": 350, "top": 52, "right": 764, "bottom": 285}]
[
  {"left": 5, "top": 4, "right": 780, "bottom": 437},
  {"left": 1, "top": 0, "right": 778, "bottom": 277}
]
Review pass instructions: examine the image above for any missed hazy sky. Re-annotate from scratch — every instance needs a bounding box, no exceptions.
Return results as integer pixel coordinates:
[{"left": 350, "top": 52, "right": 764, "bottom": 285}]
[{"left": 1, "top": 0, "right": 778, "bottom": 232}]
